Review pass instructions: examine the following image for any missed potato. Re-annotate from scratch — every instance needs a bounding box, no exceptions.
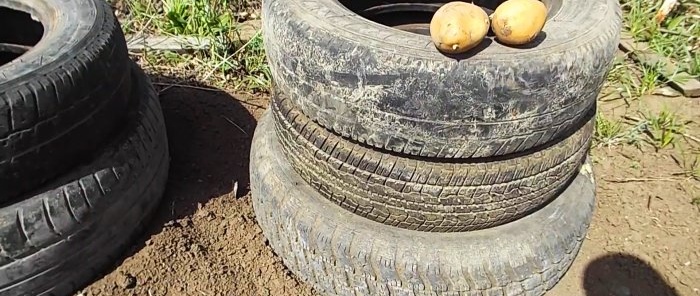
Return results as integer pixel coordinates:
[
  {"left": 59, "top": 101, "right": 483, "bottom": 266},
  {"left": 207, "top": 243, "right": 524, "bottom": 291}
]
[
  {"left": 491, "top": 0, "right": 548, "bottom": 45},
  {"left": 430, "top": 2, "right": 490, "bottom": 54}
]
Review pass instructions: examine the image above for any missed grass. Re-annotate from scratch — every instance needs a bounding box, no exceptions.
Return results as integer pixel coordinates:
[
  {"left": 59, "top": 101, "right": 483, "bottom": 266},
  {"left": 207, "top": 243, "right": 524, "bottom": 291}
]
[
  {"left": 603, "top": 54, "right": 666, "bottom": 99},
  {"left": 622, "top": 0, "right": 700, "bottom": 77},
  {"left": 640, "top": 108, "right": 690, "bottom": 150},
  {"left": 110, "top": 0, "right": 269, "bottom": 93},
  {"left": 593, "top": 107, "right": 693, "bottom": 150},
  {"left": 671, "top": 150, "right": 700, "bottom": 180}
]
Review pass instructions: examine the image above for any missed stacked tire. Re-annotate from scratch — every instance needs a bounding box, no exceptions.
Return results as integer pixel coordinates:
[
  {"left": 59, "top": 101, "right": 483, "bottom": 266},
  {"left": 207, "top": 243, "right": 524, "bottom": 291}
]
[
  {"left": 252, "top": 0, "right": 621, "bottom": 294},
  {"left": 0, "top": 0, "right": 169, "bottom": 294}
]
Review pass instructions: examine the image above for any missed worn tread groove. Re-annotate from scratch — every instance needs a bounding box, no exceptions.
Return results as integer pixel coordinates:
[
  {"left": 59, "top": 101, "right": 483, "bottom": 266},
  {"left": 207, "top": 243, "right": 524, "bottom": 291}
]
[
  {"left": 15, "top": 209, "right": 32, "bottom": 249},
  {"left": 77, "top": 180, "right": 92, "bottom": 210},
  {"left": 41, "top": 199, "right": 60, "bottom": 237},
  {"left": 62, "top": 187, "right": 80, "bottom": 224}
]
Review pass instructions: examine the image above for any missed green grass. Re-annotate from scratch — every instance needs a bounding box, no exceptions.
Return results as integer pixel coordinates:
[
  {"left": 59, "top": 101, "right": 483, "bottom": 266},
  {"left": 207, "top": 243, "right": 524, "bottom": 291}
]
[
  {"left": 593, "top": 113, "right": 647, "bottom": 148},
  {"left": 604, "top": 54, "right": 667, "bottom": 98},
  {"left": 639, "top": 108, "right": 690, "bottom": 150},
  {"left": 671, "top": 150, "right": 700, "bottom": 181},
  {"left": 110, "top": 0, "right": 268, "bottom": 93},
  {"left": 594, "top": 113, "right": 624, "bottom": 145},
  {"left": 622, "top": 0, "right": 700, "bottom": 77},
  {"left": 593, "top": 105, "right": 695, "bottom": 151}
]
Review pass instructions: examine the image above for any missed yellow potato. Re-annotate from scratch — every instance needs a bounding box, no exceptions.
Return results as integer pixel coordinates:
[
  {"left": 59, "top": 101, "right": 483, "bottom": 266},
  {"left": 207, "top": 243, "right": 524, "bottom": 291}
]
[
  {"left": 491, "top": 0, "right": 548, "bottom": 45},
  {"left": 430, "top": 1, "right": 490, "bottom": 54}
]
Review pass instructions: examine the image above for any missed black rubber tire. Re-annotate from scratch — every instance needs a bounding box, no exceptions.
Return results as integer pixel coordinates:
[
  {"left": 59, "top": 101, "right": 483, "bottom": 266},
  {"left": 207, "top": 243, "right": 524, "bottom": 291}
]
[
  {"left": 0, "top": 0, "right": 132, "bottom": 200},
  {"left": 252, "top": 110, "right": 596, "bottom": 296},
  {"left": 262, "top": 0, "right": 621, "bottom": 159},
  {"left": 271, "top": 92, "right": 593, "bottom": 232},
  {"left": 0, "top": 65, "right": 169, "bottom": 296}
]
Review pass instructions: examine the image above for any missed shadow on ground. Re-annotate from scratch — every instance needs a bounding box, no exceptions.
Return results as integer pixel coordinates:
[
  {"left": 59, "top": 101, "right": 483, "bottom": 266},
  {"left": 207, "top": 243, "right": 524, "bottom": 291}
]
[
  {"left": 584, "top": 252, "right": 680, "bottom": 296},
  {"left": 114, "top": 72, "right": 269, "bottom": 259},
  {"left": 151, "top": 74, "right": 264, "bottom": 222}
]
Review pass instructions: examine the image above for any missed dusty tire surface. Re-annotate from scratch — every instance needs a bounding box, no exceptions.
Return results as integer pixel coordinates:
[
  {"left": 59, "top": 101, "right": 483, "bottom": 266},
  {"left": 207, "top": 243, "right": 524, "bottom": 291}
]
[
  {"left": 0, "top": 65, "right": 169, "bottom": 296},
  {"left": 252, "top": 110, "right": 596, "bottom": 295},
  {"left": 0, "top": 0, "right": 132, "bottom": 200},
  {"left": 271, "top": 92, "right": 593, "bottom": 232},
  {"left": 263, "top": 0, "right": 621, "bottom": 158}
]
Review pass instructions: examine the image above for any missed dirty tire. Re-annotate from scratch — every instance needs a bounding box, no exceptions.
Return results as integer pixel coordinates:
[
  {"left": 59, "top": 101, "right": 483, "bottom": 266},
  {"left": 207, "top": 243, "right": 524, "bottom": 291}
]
[
  {"left": 252, "top": 111, "right": 596, "bottom": 296},
  {"left": 0, "top": 65, "right": 169, "bottom": 296},
  {"left": 271, "top": 92, "right": 593, "bottom": 232},
  {"left": 0, "top": 0, "right": 132, "bottom": 200},
  {"left": 263, "top": 0, "right": 621, "bottom": 158}
]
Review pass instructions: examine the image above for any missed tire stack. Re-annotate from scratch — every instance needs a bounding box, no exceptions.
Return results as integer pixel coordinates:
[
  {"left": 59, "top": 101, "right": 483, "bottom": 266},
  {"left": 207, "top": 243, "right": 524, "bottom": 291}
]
[
  {"left": 0, "top": 0, "right": 169, "bottom": 295},
  {"left": 252, "top": 0, "right": 621, "bottom": 294}
]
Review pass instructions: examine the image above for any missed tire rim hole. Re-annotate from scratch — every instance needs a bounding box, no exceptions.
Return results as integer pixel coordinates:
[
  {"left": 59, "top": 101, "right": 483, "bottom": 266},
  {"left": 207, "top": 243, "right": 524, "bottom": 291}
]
[
  {"left": 0, "top": 7, "right": 44, "bottom": 67},
  {"left": 345, "top": 1, "right": 560, "bottom": 36}
]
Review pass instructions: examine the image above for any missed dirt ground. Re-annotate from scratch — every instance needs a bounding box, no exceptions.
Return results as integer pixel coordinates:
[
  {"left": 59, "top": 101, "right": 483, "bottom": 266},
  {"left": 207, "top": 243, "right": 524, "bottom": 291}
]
[{"left": 75, "top": 70, "right": 700, "bottom": 296}]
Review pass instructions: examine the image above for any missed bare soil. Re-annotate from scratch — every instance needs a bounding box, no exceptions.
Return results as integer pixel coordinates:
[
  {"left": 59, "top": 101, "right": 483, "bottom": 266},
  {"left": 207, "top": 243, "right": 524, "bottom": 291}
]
[{"left": 77, "top": 74, "right": 700, "bottom": 296}]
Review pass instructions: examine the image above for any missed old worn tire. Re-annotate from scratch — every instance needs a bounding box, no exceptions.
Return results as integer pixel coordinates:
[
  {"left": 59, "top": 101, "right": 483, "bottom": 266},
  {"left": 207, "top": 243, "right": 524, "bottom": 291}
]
[
  {"left": 271, "top": 92, "right": 593, "bottom": 232},
  {"left": 252, "top": 110, "right": 596, "bottom": 295},
  {"left": 0, "top": 0, "right": 132, "bottom": 200},
  {"left": 262, "top": 0, "right": 621, "bottom": 159},
  {"left": 0, "top": 65, "right": 169, "bottom": 296}
]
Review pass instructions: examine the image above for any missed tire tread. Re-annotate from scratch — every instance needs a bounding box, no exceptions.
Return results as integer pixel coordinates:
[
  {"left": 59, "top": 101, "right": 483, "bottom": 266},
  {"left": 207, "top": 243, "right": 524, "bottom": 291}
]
[{"left": 271, "top": 93, "right": 593, "bottom": 232}]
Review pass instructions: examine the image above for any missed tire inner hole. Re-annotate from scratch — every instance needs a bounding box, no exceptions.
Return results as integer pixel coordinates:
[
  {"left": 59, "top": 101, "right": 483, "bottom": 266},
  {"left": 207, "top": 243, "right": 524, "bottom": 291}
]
[
  {"left": 345, "top": 0, "right": 558, "bottom": 36},
  {"left": 0, "top": 7, "right": 44, "bottom": 67}
]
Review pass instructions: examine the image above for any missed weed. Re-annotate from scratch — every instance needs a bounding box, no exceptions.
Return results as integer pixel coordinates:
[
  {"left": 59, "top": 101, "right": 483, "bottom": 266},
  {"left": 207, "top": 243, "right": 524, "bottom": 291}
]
[
  {"left": 640, "top": 108, "right": 688, "bottom": 150},
  {"left": 231, "top": 32, "right": 271, "bottom": 93},
  {"left": 671, "top": 149, "right": 700, "bottom": 181},
  {"left": 604, "top": 54, "right": 666, "bottom": 98},
  {"left": 630, "top": 161, "right": 641, "bottom": 169},
  {"left": 595, "top": 113, "right": 623, "bottom": 145},
  {"left": 593, "top": 114, "right": 647, "bottom": 148}
]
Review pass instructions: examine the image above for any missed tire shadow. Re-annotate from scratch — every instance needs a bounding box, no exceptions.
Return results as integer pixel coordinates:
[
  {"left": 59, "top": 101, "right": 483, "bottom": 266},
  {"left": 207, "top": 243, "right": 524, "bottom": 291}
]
[
  {"left": 110, "top": 73, "right": 268, "bottom": 259},
  {"left": 583, "top": 253, "right": 680, "bottom": 296},
  {"left": 151, "top": 74, "right": 267, "bottom": 222}
]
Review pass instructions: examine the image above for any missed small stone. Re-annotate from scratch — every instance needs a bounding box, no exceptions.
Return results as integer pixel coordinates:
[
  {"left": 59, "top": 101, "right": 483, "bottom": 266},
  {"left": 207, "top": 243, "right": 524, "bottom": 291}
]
[
  {"left": 177, "top": 218, "right": 192, "bottom": 227},
  {"left": 116, "top": 272, "right": 137, "bottom": 289},
  {"left": 652, "top": 86, "right": 681, "bottom": 97}
]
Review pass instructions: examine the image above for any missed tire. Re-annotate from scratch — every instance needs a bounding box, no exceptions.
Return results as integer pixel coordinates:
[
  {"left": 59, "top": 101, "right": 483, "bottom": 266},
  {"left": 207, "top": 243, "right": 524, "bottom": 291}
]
[
  {"left": 0, "top": 64, "right": 169, "bottom": 296},
  {"left": 262, "top": 0, "right": 621, "bottom": 159},
  {"left": 252, "top": 110, "right": 596, "bottom": 296},
  {"left": 0, "top": 0, "right": 132, "bottom": 200},
  {"left": 271, "top": 92, "right": 593, "bottom": 232}
]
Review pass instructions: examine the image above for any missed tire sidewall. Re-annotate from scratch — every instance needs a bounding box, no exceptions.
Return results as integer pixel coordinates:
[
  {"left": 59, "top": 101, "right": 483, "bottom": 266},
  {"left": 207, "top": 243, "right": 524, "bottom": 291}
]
[{"left": 0, "top": 0, "right": 109, "bottom": 85}]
